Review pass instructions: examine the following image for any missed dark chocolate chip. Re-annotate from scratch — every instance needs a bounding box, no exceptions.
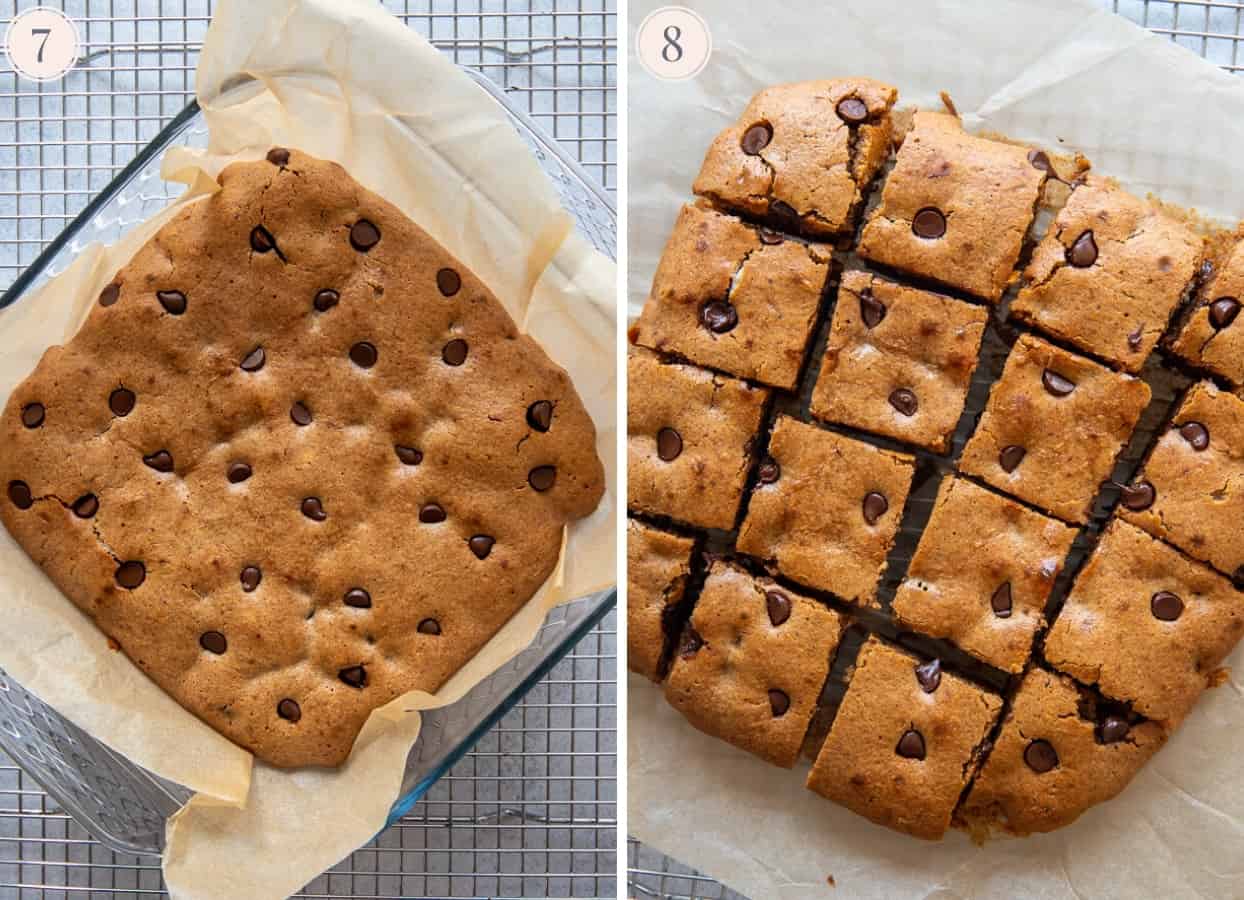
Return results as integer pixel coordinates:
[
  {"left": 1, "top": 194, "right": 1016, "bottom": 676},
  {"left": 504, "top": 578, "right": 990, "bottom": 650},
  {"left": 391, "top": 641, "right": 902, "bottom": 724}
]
[
  {"left": 1024, "top": 739, "right": 1058, "bottom": 772},
  {"left": 301, "top": 497, "right": 327, "bottom": 521},
  {"left": 339, "top": 665, "right": 367, "bottom": 688},
  {"left": 1127, "top": 326, "right": 1144, "bottom": 351},
  {"left": 1041, "top": 369, "right": 1076, "bottom": 397},
  {"left": 350, "top": 219, "right": 381, "bottom": 251},
  {"left": 912, "top": 207, "right": 947, "bottom": 239},
  {"left": 115, "top": 560, "right": 146, "bottom": 589},
  {"left": 768, "top": 689, "right": 790, "bottom": 717},
  {"left": 240, "top": 346, "right": 266, "bottom": 372},
  {"left": 266, "top": 147, "right": 290, "bottom": 166},
  {"left": 769, "top": 200, "right": 800, "bottom": 230},
  {"left": 7, "top": 481, "right": 32, "bottom": 510},
  {"left": 896, "top": 729, "right": 926, "bottom": 760},
  {"left": 991, "top": 582, "right": 1013, "bottom": 618},
  {"left": 1120, "top": 481, "right": 1156, "bottom": 511},
  {"left": 999, "top": 444, "right": 1026, "bottom": 473},
  {"left": 1151, "top": 590, "right": 1183, "bottom": 621},
  {"left": 1098, "top": 716, "right": 1130, "bottom": 744},
  {"left": 915, "top": 659, "right": 942, "bottom": 693},
  {"left": 313, "top": 289, "right": 340, "bottom": 312},
  {"left": 156, "top": 290, "right": 186, "bottom": 315},
  {"left": 1179, "top": 421, "right": 1209, "bottom": 451},
  {"left": 249, "top": 225, "right": 277, "bottom": 253},
  {"left": 436, "top": 268, "right": 462, "bottom": 297},
  {"left": 227, "top": 462, "right": 252, "bottom": 484},
  {"left": 344, "top": 588, "right": 371, "bottom": 608},
  {"left": 836, "top": 97, "right": 868, "bottom": 124},
  {"left": 240, "top": 566, "right": 262, "bottom": 592},
  {"left": 529, "top": 465, "right": 557, "bottom": 492},
  {"left": 1067, "top": 231, "right": 1098, "bottom": 267},
  {"left": 109, "top": 388, "right": 136, "bottom": 417},
  {"left": 442, "top": 339, "right": 469, "bottom": 366},
  {"left": 859, "top": 290, "right": 886, "bottom": 328},
  {"left": 700, "top": 300, "right": 739, "bottom": 334},
  {"left": 21, "top": 403, "right": 44, "bottom": 428},
  {"left": 395, "top": 445, "right": 422, "bottom": 466},
  {"left": 1233, "top": 566, "right": 1244, "bottom": 591},
  {"left": 99, "top": 283, "right": 121, "bottom": 307},
  {"left": 200, "top": 631, "right": 227, "bottom": 654},
  {"left": 527, "top": 400, "right": 554, "bottom": 432},
  {"left": 757, "top": 228, "right": 784, "bottom": 245},
  {"left": 72, "top": 493, "right": 98, "bottom": 518},
  {"left": 766, "top": 590, "right": 791, "bottom": 626},
  {"left": 419, "top": 503, "right": 446, "bottom": 524},
  {"left": 889, "top": 388, "right": 918, "bottom": 417},
  {"left": 740, "top": 122, "right": 772, "bottom": 155},
  {"left": 469, "top": 535, "right": 495, "bottom": 559},
  {"left": 290, "top": 402, "right": 313, "bottom": 426},
  {"left": 143, "top": 450, "right": 174, "bottom": 473},
  {"left": 349, "top": 341, "right": 378, "bottom": 368},
  {"left": 757, "top": 458, "right": 781, "bottom": 484},
  {"left": 418, "top": 617, "right": 442, "bottom": 635},
  {"left": 1027, "top": 149, "right": 1053, "bottom": 173},
  {"left": 679, "top": 626, "right": 703, "bottom": 657},
  {"left": 657, "top": 427, "right": 683, "bottom": 461},
  {"left": 1210, "top": 297, "right": 1241, "bottom": 329},
  {"left": 862, "top": 491, "right": 888, "bottom": 525},
  {"left": 277, "top": 699, "right": 301, "bottom": 722}
]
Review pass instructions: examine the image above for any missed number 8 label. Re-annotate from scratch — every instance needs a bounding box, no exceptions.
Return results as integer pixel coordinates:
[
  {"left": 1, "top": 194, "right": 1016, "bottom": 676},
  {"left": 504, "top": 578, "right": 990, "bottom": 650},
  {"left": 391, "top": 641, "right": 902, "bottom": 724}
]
[
  {"left": 637, "top": 7, "right": 711, "bottom": 82},
  {"left": 5, "top": 7, "right": 80, "bottom": 83}
]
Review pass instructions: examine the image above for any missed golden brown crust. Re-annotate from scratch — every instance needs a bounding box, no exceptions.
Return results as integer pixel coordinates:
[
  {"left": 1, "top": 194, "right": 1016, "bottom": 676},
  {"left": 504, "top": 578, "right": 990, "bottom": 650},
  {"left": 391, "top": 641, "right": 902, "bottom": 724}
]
[
  {"left": 1169, "top": 227, "right": 1244, "bottom": 385},
  {"left": 626, "top": 519, "right": 695, "bottom": 682}
]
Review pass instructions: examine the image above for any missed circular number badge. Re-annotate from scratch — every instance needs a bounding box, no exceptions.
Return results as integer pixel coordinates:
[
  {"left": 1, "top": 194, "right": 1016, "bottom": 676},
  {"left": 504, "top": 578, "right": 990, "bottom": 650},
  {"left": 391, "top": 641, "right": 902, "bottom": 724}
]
[
  {"left": 5, "top": 7, "right": 80, "bottom": 82},
  {"left": 635, "top": 6, "right": 712, "bottom": 82}
]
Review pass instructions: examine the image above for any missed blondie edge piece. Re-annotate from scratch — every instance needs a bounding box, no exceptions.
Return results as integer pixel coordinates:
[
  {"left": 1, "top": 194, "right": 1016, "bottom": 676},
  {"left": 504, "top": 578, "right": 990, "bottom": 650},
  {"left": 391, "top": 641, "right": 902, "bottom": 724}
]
[
  {"left": 1168, "top": 227, "right": 1244, "bottom": 385},
  {"left": 626, "top": 519, "right": 696, "bottom": 682}
]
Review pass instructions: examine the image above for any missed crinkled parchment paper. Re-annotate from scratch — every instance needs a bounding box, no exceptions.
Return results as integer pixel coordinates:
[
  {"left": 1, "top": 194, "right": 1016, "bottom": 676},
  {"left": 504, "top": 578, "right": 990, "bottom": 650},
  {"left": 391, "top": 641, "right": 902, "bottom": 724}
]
[
  {"left": 628, "top": 1, "right": 1244, "bottom": 897},
  {"left": 0, "top": 0, "right": 616, "bottom": 897}
]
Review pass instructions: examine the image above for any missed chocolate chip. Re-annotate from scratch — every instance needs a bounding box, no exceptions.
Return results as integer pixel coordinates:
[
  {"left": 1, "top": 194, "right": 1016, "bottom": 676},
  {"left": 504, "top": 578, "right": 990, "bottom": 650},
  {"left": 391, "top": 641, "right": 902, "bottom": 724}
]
[
  {"left": 836, "top": 97, "right": 868, "bottom": 124},
  {"left": 227, "top": 462, "right": 252, "bottom": 484},
  {"left": 115, "top": 560, "right": 146, "bottom": 590},
  {"left": 758, "top": 458, "right": 781, "bottom": 484},
  {"left": 469, "top": 535, "right": 495, "bottom": 559},
  {"left": 7, "top": 481, "right": 32, "bottom": 510},
  {"left": 419, "top": 503, "right": 446, "bottom": 523},
  {"left": 200, "top": 631, "right": 227, "bottom": 654},
  {"left": 768, "top": 689, "right": 790, "bottom": 717},
  {"left": 72, "top": 493, "right": 98, "bottom": 518},
  {"left": 240, "top": 566, "right": 262, "bottom": 592},
  {"left": 999, "top": 444, "right": 1026, "bottom": 473},
  {"left": 313, "top": 289, "right": 340, "bottom": 312},
  {"left": 335, "top": 590, "right": 369, "bottom": 613},
  {"left": 1120, "top": 481, "right": 1156, "bottom": 511},
  {"left": 339, "top": 665, "right": 367, "bottom": 688},
  {"left": 350, "top": 219, "right": 381, "bottom": 251},
  {"left": 914, "top": 659, "right": 942, "bottom": 693},
  {"left": 862, "top": 491, "right": 888, "bottom": 525},
  {"left": 657, "top": 427, "right": 683, "bottom": 462},
  {"left": 766, "top": 590, "right": 791, "bottom": 626},
  {"left": 700, "top": 300, "right": 738, "bottom": 334},
  {"left": 21, "top": 403, "right": 44, "bottom": 428},
  {"left": 109, "top": 388, "right": 135, "bottom": 417},
  {"left": 896, "top": 729, "right": 926, "bottom": 760},
  {"left": 349, "top": 341, "right": 378, "bottom": 368},
  {"left": 1024, "top": 739, "right": 1058, "bottom": 772},
  {"left": 769, "top": 200, "right": 800, "bottom": 230},
  {"left": 142, "top": 450, "right": 174, "bottom": 473},
  {"left": 1127, "top": 326, "right": 1144, "bottom": 351},
  {"left": 527, "top": 400, "right": 554, "bottom": 432},
  {"left": 1210, "top": 297, "right": 1241, "bottom": 329},
  {"left": 1098, "top": 716, "right": 1130, "bottom": 744},
  {"left": 859, "top": 290, "right": 886, "bottom": 328},
  {"left": 757, "top": 228, "right": 784, "bottom": 245},
  {"left": 277, "top": 699, "right": 301, "bottom": 722},
  {"left": 290, "top": 402, "right": 312, "bottom": 426},
  {"left": 1179, "top": 421, "right": 1209, "bottom": 450},
  {"left": 240, "top": 346, "right": 266, "bottom": 372},
  {"left": 99, "top": 283, "right": 121, "bottom": 307},
  {"left": 418, "top": 617, "right": 442, "bottom": 635},
  {"left": 266, "top": 148, "right": 290, "bottom": 166},
  {"left": 1027, "top": 149, "right": 1054, "bottom": 174},
  {"left": 679, "top": 626, "right": 703, "bottom": 657},
  {"left": 912, "top": 207, "right": 946, "bottom": 239},
  {"left": 1151, "top": 590, "right": 1183, "bottom": 621},
  {"left": 740, "top": 123, "right": 772, "bottom": 155},
  {"left": 1041, "top": 369, "right": 1076, "bottom": 397},
  {"left": 301, "top": 497, "right": 327, "bottom": 521},
  {"left": 437, "top": 268, "right": 462, "bottom": 297},
  {"left": 529, "top": 465, "right": 557, "bottom": 492},
  {"left": 990, "top": 582, "right": 1013, "bottom": 618},
  {"left": 889, "top": 388, "right": 918, "bottom": 417},
  {"left": 442, "top": 339, "right": 469, "bottom": 366},
  {"left": 249, "top": 225, "right": 277, "bottom": 254},
  {"left": 156, "top": 290, "right": 186, "bottom": 315},
  {"left": 1067, "top": 231, "right": 1098, "bottom": 267},
  {"left": 1234, "top": 567, "right": 1244, "bottom": 591},
  {"left": 395, "top": 445, "right": 423, "bottom": 466}
]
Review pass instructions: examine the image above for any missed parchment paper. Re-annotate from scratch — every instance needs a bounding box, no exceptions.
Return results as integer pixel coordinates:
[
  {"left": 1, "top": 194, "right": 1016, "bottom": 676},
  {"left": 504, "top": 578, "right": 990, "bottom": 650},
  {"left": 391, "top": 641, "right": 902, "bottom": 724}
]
[
  {"left": 0, "top": 1, "right": 616, "bottom": 897},
  {"left": 628, "top": 1, "right": 1244, "bottom": 897}
]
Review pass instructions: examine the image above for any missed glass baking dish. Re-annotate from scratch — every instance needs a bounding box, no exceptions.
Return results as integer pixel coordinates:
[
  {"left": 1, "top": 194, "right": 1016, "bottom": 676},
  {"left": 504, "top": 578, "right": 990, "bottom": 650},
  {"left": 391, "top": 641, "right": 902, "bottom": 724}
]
[{"left": 0, "top": 67, "right": 617, "bottom": 856}]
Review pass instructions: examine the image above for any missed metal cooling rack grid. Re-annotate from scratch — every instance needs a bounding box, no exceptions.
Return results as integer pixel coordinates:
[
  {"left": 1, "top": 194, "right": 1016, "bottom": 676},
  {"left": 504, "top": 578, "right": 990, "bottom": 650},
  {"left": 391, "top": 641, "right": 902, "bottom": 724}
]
[
  {"left": 625, "top": 0, "right": 1244, "bottom": 897},
  {"left": 0, "top": 1, "right": 616, "bottom": 898}
]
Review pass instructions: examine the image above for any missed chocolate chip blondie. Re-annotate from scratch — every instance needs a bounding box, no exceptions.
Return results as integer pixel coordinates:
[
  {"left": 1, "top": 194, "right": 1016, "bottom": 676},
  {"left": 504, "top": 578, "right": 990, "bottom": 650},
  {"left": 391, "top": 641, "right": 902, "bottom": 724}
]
[
  {"left": 627, "top": 519, "right": 696, "bottom": 682},
  {"left": 1168, "top": 227, "right": 1244, "bottom": 385}
]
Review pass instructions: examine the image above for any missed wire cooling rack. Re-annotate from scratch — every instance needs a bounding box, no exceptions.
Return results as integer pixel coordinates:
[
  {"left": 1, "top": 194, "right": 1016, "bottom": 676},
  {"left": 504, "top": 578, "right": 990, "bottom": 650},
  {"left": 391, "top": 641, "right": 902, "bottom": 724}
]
[
  {"left": 626, "top": 1, "right": 1244, "bottom": 897},
  {"left": 0, "top": 1, "right": 616, "bottom": 898}
]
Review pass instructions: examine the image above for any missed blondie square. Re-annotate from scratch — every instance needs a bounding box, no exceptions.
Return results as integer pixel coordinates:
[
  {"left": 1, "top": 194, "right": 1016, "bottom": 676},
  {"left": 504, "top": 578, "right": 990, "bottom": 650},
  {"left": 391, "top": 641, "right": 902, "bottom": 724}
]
[
  {"left": 1169, "top": 228, "right": 1244, "bottom": 386},
  {"left": 810, "top": 271, "right": 987, "bottom": 453},
  {"left": 805, "top": 637, "right": 1002, "bottom": 840},
  {"left": 693, "top": 78, "right": 897, "bottom": 238},
  {"left": 626, "top": 519, "right": 696, "bottom": 682},
  {"left": 627, "top": 346, "right": 769, "bottom": 531},
  {"left": 1044, "top": 519, "right": 1244, "bottom": 725},
  {"left": 893, "top": 476, "right": 1077, "bottom": 673},
  {"left": 958, "top": 334, "right": 1151, "bottom": 523},
  {"left": 857, "top": 112, "right": 1046, "bottom": 302},
  {"left": 737, "top": 416, "right": 914, "bottom": 604},
  {"left": 633, "top": 202, "right": 831, "bottom": 390},
  {"left": 664, "top": 563, "right": 845, "bottom": 767},
  {"left": 1011, "top": 176, "right": 1202, "bottom": 373}
]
